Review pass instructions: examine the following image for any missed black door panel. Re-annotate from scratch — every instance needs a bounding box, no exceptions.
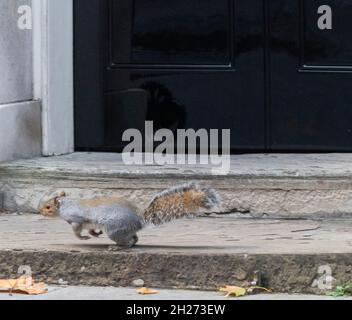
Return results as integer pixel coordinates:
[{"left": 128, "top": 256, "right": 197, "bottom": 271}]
[
  {"left": 110, "top": 0, "right": 231, "bottom": 66},
  {"left": 103, "top": 0, "right": 266, "bottom": 151},
  {"left": 74, "top": 1, "right": 352, "bottom": 152},
  {"left": 269, "top": 0, "right": 352, "bottom": 150},
  {"left": 303, "top": 0, "right": 352, "bottom": 67}
]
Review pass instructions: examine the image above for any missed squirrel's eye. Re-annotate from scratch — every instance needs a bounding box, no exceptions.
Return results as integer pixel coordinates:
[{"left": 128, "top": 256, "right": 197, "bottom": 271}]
[{"left": 46, "top": 206, "right": 51, "bottom": 210}]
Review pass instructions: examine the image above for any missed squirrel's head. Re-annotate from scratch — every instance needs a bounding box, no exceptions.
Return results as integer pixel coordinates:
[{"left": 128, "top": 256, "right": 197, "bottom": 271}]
[{"left": 39, "top": 191, "right": 66, "bottom": 217}]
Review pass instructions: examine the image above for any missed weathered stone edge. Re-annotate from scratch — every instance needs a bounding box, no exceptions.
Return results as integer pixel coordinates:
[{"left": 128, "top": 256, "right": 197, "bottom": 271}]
[
  {"left": 3, "top": 163, "right": 352, "bottom": 217},
  {"left": 1, "top": 250, "right": 351, "bottom": 294},
  {"left": 3, "top": 165, "right": 352, "bottom": 181}
]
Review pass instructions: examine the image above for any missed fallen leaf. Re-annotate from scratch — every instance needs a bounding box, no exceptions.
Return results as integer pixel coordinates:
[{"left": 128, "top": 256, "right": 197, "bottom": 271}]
[
  {"left": 22, "top": 282, "right": 48, "bottom": 295},
  {"left": 137, "top": 287, "right": 159, "bottom": 295},
  {"left": 247, "top": 286, "right": 273, "bottom": 295},
  {"left": 0, "top": 276, "right": 47, "bottom": 295},
  {"left": 219, "top": 285, "right": 247, "bottom": 297}
]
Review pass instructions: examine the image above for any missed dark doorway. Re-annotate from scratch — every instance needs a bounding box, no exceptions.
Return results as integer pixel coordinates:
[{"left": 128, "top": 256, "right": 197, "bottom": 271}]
[{"left": 74, "top": 0, "right": 352, "bottom": 152}]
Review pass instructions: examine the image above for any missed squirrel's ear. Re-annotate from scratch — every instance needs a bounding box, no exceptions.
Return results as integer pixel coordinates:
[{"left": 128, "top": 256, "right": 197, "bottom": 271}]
[
  {"left": 54, "top": 196, "right": 60, "bottom": 205},
  {"left": 54, "top": 191, "right": 66, "bottom": 205}
]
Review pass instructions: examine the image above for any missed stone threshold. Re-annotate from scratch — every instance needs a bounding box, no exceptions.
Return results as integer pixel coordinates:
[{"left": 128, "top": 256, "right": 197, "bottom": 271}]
[
  {"left": 1, "top": 214, "right": 352, "bottom": 294},
  {"left": 1, "top": 153, "right": 352, "bottom": 218}
]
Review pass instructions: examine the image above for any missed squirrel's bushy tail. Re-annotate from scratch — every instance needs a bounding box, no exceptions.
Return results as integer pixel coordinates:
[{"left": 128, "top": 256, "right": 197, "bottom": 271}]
[{"left": 143, "top": 182, "right": 221, "bottom": 225}]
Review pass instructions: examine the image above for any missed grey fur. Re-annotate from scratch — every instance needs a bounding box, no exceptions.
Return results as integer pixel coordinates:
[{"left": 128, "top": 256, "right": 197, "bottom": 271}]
[
  {"left": 147, "top": 182, "right": 199, "bottom": 208},
  {"left": 202, "top": 188, "right": 221, "bottom": 209},
  {"left": 151, "top": 182, "right": 221, "bottom": 208},
  {"left": 57, "top": 183, "right": 220, "bottom": 248},
  {"left": 58, "top": 199, "right": 143, "bottom": 248}
]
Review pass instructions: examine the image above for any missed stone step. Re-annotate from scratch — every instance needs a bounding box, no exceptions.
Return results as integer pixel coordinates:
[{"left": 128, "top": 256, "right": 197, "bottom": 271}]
[
  {"left": 1, "top": 214, "right": 352, "bottom": 294},
  {"left": 1, "top": 153, "right": 352, "bottom": 218}
]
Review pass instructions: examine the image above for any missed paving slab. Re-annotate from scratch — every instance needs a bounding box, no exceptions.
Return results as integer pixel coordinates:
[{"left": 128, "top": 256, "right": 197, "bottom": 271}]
[
  {"left": 0, "top": 286, "right": 351, "bottom": 300},
  {"left": 2, "top": 153, "right": 352, "bottom": 218},
  {"left": 1, "top": 214, "right": 352, "bottom": 294}
]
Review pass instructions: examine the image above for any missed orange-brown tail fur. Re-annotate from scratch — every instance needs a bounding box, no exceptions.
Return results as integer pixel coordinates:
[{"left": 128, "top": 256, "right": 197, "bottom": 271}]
[{"left": 143, "top": 183, "right": 221, "bottom": 225}]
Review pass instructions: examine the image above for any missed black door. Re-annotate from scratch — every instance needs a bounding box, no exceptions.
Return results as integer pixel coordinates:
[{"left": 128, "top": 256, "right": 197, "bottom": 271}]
[
  {"left": 75, "top": 0, "right": 266, "bottom": 152},
  {"left": 269, "top": 0, "right": 352, "bottom": 151},
  {"left": 74, "top": 1, "right": 352, "bottom": 152}
]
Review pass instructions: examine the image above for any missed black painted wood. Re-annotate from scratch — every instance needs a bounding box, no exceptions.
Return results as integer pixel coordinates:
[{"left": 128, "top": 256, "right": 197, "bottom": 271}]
[
  {"left": 269, "top": 0, "right": 352, "bottom": 151},
  {"left": 74, "top": 0, "right": 106, "bottom": 149},
  {"left": 74, "top": 0, "right": 352, "bottom": 152},
  {"left": 104, "top": 0, "right": 266, "bottom": 152}
]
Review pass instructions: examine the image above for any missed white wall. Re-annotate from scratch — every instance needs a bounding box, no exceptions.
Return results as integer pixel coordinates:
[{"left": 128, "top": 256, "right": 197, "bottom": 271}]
[
  {"left": 0, "top": 0, "right": 42, "bottom": 162},
  {"left": 0, "top": 0, "right": 33, "bottom": 103},
  {"left": 0, "top": 101, "right": 41, "bottom": 161},
  {"left": 0, "top": 0, "right": 74, "bottom": 162}
]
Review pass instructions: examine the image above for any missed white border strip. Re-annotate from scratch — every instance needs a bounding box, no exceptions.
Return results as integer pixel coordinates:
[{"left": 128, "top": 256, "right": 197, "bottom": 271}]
[{"left": 32, "top": 0, "right": 74, "bottom": 156}]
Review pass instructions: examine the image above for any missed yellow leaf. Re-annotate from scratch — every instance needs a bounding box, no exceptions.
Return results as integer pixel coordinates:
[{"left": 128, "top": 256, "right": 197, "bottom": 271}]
[
  {"left": 219, "top": 285, "right": 247, "bottom": 297},
  {"left": 137, "top": 287, "right": 159, "bottom": 295},
  {"left": 21, "top": 282, "right": 48, "bottom": 295},
  {"left": 0, "top": 276, "right": 47, "bottom": 295},
  {"left": 0, "top": 279, "right": 17, "bottom": 290}
]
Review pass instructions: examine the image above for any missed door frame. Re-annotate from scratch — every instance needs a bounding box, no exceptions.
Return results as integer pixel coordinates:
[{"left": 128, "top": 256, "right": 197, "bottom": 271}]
[{"left": 33, "top": 0, "right": 74, "bottom": 156}]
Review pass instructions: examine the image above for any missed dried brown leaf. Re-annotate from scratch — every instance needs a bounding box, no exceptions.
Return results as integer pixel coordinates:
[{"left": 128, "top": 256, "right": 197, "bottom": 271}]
[
  {"left": 219, "top": 285, "right": 247, "bottom": 297},
  {"left": 0, "top": 276, "right": 47, "bottom": 295},
  {"left": 137, "top": 287, "right": 159, "bottom": 295}
]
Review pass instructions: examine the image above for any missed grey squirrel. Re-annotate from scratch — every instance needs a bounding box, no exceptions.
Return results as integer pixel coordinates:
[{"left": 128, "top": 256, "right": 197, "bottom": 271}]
[{"left": 40, "top": 183, "right": 221, "bottom": 248}]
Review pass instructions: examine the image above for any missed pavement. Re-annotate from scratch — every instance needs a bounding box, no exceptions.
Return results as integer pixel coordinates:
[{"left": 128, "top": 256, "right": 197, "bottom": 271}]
[
  {"left": 1, "top": 214, "right": 352, "bottom": 255},
  {"left": 1, "top": 214, "right": 352, "bottom": 294},
  {"left": 0, "top": 286, "right": 351, "bottom": 300}
]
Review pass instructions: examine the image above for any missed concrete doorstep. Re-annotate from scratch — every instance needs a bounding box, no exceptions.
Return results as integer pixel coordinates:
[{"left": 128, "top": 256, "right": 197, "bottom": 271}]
[
  {"left": 2, "top": 153, "right": 352, "bottom": 218},
  {"left": 2, "top": 153, "right": 352, "bottom": 296},
  {"left": 1, "top": 214, "right": 352, "bottom": 295}
]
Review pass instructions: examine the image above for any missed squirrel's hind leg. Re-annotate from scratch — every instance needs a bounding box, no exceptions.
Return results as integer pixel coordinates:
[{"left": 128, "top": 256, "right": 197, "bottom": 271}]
[{"left": 107, "top": 231, "right": 139, "bottom": 249}]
